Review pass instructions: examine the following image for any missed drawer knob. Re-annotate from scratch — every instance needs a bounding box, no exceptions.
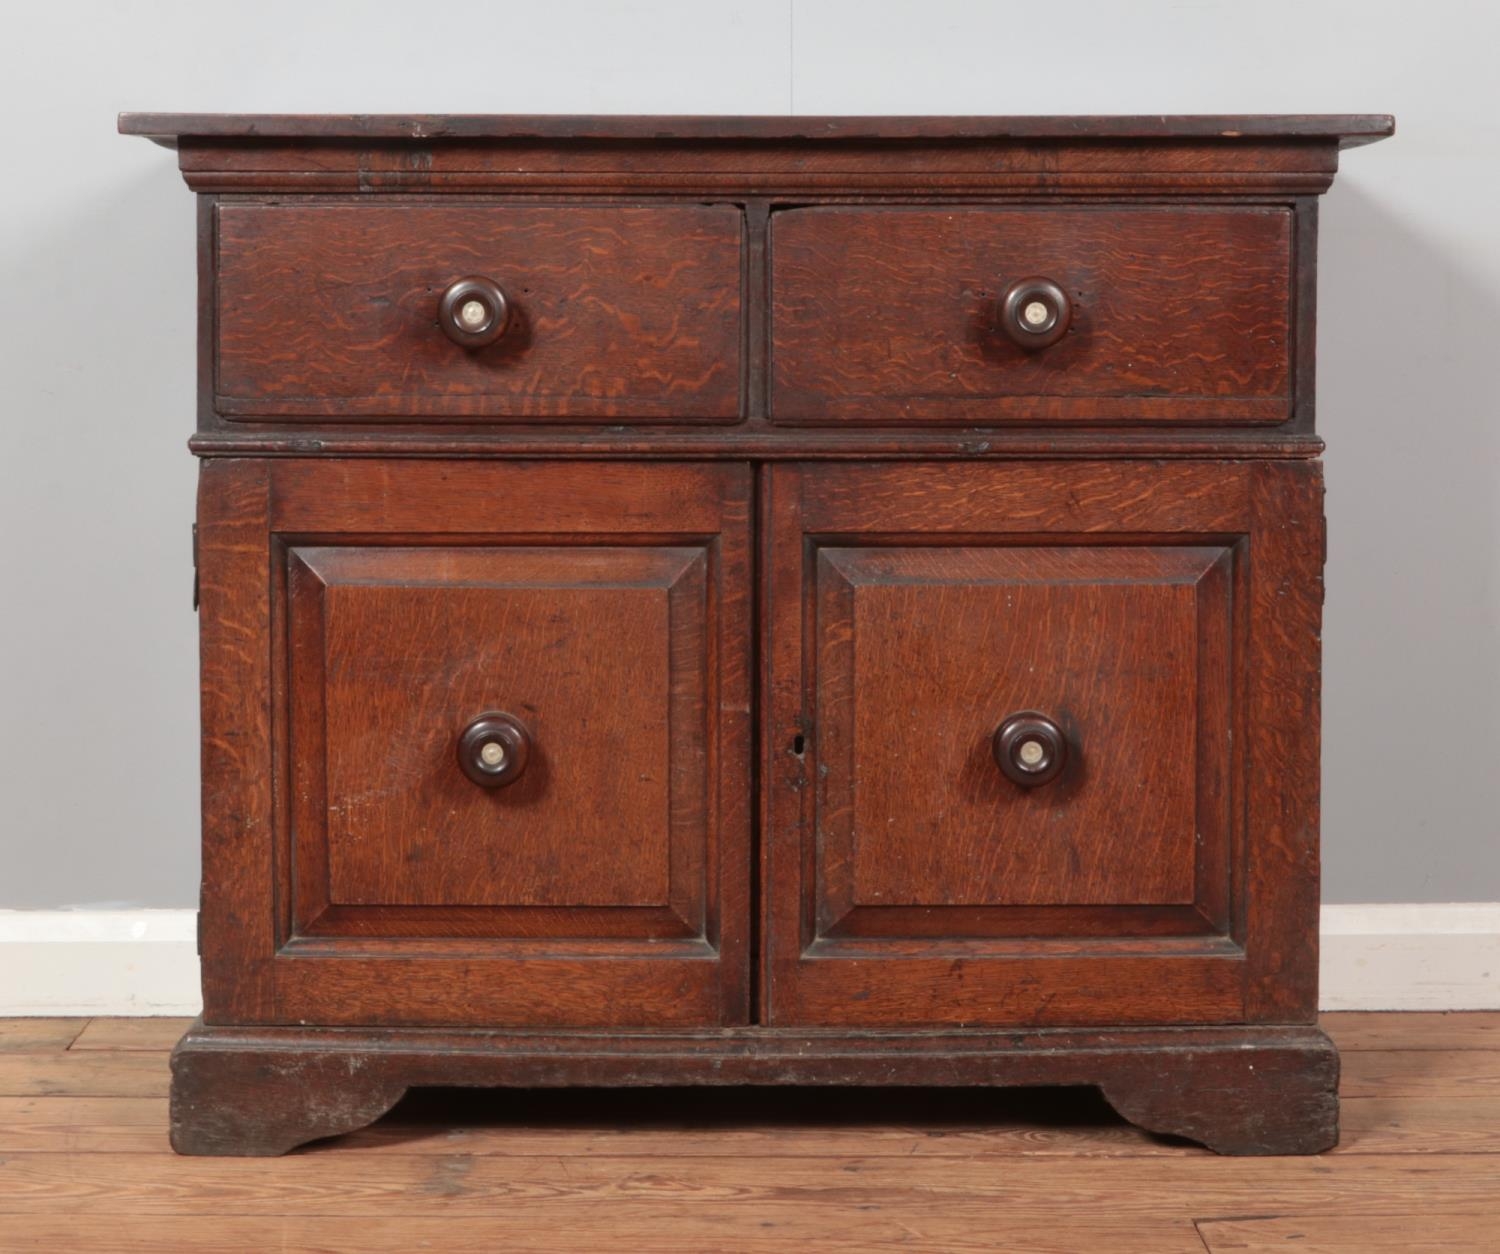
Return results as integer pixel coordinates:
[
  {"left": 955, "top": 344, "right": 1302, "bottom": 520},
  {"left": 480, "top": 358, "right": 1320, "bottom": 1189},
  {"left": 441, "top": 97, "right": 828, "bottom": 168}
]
[
  {"left": 457, "top": 712, "right": 531, "bottom": 788},
  {"left": 999, "top": 277, "right": 1072, "bottom": 350},
  {"left": 438, "top": 276, "right": 511, "bottom": 348},
  {"left": 993, "top": 711, "right": 1069, "bottom": 787}
]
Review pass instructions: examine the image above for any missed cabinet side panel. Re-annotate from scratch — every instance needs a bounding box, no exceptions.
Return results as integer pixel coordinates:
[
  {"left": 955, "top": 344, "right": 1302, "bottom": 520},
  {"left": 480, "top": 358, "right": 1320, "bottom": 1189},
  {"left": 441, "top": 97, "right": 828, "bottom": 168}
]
[
  {"left": 1244, "top": 460, "right": 1326, "bottom": 1020},
  {"left": 197, "top": 459, "right": 275, "bottom": 1021}
]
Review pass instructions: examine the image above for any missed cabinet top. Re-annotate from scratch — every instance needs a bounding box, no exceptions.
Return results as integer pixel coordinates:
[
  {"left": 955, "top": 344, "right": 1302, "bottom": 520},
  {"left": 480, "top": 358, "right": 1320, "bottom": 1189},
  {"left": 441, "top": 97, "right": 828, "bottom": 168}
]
[{"left": 118, "top": 112, "right": 1394, "bottom": 150}]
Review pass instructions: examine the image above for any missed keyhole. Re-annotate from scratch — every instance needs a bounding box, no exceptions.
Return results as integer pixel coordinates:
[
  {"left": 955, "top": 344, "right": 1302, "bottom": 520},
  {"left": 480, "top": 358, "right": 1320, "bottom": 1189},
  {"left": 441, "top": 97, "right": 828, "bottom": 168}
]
[{"left": 792, "top": 734, "right": 805, "bottom": 756}]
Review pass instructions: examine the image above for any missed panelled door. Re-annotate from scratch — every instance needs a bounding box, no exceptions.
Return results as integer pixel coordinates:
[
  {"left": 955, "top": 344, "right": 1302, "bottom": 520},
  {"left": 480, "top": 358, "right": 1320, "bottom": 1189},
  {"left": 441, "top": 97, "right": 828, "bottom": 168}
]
[
  {"left": 762, "top": 461, "right": 1325, "bottom": 1028},
  {"left": 197, "top": 459, "right": 752, "bottom": 1029}
]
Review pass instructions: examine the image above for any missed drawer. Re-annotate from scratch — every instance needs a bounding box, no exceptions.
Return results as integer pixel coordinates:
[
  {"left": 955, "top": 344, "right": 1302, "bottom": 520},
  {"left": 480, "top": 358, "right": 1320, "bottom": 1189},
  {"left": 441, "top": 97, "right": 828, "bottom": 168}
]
[
  {"left": 198, "top": 459, "right": 753, "bottom": 1028},
  {"left": 214, "top": 203, "right": 743, "bottom": 421},
  {"left": 763, "top": 460, "right": 1325, "bottom": 1027},
  {"left": 770, "top": 206, "right": 1293, "bottom": 425}
]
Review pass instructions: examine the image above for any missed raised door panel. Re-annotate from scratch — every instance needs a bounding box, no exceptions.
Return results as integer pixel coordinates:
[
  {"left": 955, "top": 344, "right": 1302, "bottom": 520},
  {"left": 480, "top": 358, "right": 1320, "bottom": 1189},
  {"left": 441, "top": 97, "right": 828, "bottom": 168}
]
[
  {"left": 289, "top": 545, "right": 705, "bottom": 933},
  {"left": 816, "top": 545, "right": 1229, "bottom": 931},
  {"left": 196, "top": 460, "right": 751, "bottom": 1028},
  {"left": 763, "top": 461, "right": 1325, "bottom": 1028}
]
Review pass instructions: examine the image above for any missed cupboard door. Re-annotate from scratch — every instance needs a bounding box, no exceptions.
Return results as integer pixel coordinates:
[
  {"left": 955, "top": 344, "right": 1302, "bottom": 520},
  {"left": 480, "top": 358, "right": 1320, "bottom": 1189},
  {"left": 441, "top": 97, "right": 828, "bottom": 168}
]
[
  {"left": 762, "top": 461, "right": 1324, "bottom": 1027},
  {"left": 197, "top": 460, "right": 751, "bottom": 1028}
]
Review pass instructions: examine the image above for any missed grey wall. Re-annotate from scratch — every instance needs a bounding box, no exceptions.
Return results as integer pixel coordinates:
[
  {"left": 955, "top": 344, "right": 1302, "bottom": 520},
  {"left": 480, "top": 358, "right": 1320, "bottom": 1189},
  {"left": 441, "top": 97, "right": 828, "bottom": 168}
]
[{"left": 2, "top": 1, "right": 1495, "bottom": 907}]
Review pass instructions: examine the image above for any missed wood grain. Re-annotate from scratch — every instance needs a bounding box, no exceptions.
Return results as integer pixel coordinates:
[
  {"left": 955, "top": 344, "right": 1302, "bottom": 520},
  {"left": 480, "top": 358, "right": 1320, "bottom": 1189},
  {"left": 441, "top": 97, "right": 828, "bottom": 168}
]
[
  {"left": 119, "top": 112, "right": 1396, "bottom": 146},
  {"left": 0, "top": 1019, "right": 84, "bottom": 1051},
  {"left": 215, "top": 204, "right": 743, "bottom": 420},
  {"left": 0, "top": 1052, "right": 169, "bottom": 1098},
  {"left": 1340, "top": 1049, "right": 1500, "bottom": 1098},
  {"left": 0, "top": 1212, "right": 1209, "bottom": 1254},
  {"left": 5, "top": 1149, "right": 1498, "bottom": 1216},
  {"left": 164, "top": 1021, "right": 1337, "bottom": 1155},
  {"left": 771, "top": 206, "right": 1293, "bottom": 424},
  {"left": 1323, "top": 1012, "right": 1500, "bottom": 1052},
  {"left": 813, "top": 545, "right": 1226, "bottom": 918},
  {"left": 763, "top": 461, "right": 1321, "bottom": 1031},
  {"left": 10, "top": 1089, "right": 1499, "bottom": 1158},
  {"left": 1197, "top": 1215, "right": 1497, "bottom": 1253},
  {"left": 69, "top": 1018, "right": 191, "bottom": 1051},
  {"left": 292, "top": 546, "right": 701, "bottom": 918},
  {"left": 203, "top": 460, "right": 754, "bottom": 1028}
]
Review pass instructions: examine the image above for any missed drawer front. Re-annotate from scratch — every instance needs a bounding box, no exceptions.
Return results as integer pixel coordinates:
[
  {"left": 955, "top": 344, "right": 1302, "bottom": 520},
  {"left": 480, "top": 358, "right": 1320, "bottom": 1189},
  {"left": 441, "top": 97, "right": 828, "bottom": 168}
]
[
  {"left": 215, "top": 204, "right": 743, "bottom": 421},
  {"left": 763, "top": 461, "right": 1325, "bottom": 1028},
  {"left": 196, "top": 460, "right": 752, "bottom": 1028},
  {"left": 770, "top": 206, "right": 1293, "bottom": 425}
]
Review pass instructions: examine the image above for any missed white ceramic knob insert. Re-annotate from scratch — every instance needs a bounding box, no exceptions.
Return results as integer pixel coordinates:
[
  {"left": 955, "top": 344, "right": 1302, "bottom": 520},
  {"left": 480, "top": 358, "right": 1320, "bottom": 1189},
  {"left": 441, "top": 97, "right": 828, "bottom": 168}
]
[
  {"left": 459, "top": 299, "right": 489, "bottom": 329},
  {"left": 1017, "top": 739, "right": 1046, "bottom": 767},
  {"left": 479, "top": 741, "right": 507, "bottom": 768},
  {"left": 1023, "top": 300, "right": 1051, "bottom": 327}
]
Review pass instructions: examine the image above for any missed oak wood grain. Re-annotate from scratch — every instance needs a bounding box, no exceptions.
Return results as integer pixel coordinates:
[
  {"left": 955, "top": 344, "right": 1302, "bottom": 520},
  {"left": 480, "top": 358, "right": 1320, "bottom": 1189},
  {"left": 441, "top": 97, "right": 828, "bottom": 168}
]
[
  {"left": 204, "top": 460, "right": 754, "bottom": 1028},
  {"left": 771, "top": 206, "right": 1293, "bottom": 425},
  {"left": 215, "top": 204, "right": 743, "bottom": 421},
  {"left": 763, "top": 461, "right": 1321, "bottom": 1030}
]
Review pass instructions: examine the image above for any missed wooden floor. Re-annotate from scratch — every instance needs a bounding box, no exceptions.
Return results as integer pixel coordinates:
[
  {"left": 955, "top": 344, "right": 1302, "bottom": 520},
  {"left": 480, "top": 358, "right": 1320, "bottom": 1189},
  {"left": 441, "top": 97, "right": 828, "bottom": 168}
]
[{"left": 0, "top": 1014, "right": 1495, "bottom": 1251}]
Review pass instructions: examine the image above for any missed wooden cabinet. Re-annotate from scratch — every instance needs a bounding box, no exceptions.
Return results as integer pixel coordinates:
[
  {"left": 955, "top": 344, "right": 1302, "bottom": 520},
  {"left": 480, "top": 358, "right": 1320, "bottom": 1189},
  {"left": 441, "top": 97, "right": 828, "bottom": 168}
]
[{"left": 123, "top": 111, "right": 1390, "bottom": 1157}]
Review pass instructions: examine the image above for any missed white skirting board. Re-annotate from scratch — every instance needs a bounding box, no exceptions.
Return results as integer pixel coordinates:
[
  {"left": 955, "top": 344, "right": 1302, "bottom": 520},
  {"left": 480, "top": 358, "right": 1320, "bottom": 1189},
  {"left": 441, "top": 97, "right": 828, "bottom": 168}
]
[{"left": 0, "top": 904, "right": 1496, "bottom": 1016}]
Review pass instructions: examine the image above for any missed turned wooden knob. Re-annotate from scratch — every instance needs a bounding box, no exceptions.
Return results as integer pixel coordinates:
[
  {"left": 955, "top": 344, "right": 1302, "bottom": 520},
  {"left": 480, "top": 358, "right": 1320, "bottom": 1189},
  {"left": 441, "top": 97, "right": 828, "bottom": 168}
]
[
  {"left": 457, "top": 712, "right": 531, "bottom": 788},
  {"left": 993, "top": 712, "right": 1068, "bottom": 787},
  {"left": 999, "top": 277, "right": 1072, "bottom": 349},
  {"left": 438, "top": 276, "right": 511, "bottom": 348}
]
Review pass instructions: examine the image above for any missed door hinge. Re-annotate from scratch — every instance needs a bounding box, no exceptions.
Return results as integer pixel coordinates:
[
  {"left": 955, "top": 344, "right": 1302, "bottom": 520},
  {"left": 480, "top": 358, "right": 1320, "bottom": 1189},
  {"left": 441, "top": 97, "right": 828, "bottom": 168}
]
[{"left": 191, "top": 522, "right": 200, "bottom": 612}]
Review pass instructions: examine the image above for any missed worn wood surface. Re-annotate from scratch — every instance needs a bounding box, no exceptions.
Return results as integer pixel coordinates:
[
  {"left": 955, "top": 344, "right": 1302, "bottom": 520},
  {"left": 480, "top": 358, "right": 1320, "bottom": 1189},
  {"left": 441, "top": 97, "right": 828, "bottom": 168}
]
[
  {"left": 216, "top": 203, "right": 743, "bottom": 420},
  {"left": 0, "top": 1012, "right": 1495, "bottom": 1251},
  {"left": 163, "top": 1021, "right": 1338, "bottom": 1156},
  {"left": 772, "top": 206, "right": 1293, "bottom": 425},
  {"left": 118, "top": 112, "right": 1396, "bottom": 146}
]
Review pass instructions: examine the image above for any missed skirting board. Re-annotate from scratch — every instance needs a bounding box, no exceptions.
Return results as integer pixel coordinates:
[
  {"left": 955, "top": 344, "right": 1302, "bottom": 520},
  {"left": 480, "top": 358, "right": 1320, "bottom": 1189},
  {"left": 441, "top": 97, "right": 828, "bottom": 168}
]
[{"left": 0, "top": 904, "right": 1496, "bottom": 1015}]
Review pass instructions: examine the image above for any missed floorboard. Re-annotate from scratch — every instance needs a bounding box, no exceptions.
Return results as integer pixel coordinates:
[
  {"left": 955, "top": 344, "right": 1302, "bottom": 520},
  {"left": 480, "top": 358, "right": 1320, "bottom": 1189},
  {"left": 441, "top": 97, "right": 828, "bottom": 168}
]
[
  {"left": 0, "top": 1012, "right": 1493, "bottom": 1252},
  {"left": 1197, "top": 1213, "right": 1498, "bottom": 1252},
  {"left": 0, "top": 1018, "right": 86, "bottom": 1052},
  {"left": 69, "top": 1017, "right": 191, "bottom": 1052}
]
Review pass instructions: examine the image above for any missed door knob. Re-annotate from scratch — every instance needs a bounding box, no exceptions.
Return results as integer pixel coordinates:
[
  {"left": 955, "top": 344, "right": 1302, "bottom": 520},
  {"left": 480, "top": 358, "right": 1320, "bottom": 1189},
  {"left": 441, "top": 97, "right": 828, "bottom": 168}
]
[
  {"left": 457, "top": 712, "right": 531, "bottom": 788},
  {"left": 993, "top": 711, "right": 1068, "bottom": 787}
]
